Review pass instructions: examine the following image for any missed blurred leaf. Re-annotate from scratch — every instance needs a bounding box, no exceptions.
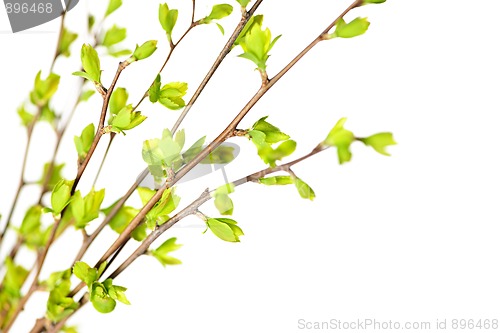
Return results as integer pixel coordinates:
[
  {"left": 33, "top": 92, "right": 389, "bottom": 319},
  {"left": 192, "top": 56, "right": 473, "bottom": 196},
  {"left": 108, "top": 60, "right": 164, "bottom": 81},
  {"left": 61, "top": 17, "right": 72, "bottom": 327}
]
[
  {"left": 80, "top": 90, "right": 95, "bottom": 102},
  {"left": 359, "top": 132, "right": 396, "bottom": 156},
  {"left": 102, "top": 25, "right": 127, "bottom": 47},
  {"left": 324, "top": 117, "right": 355, "bottom": 164},
  {"left": 259, "top": 175, "right": 293, "bottom": 185},
  {"left": 51, "top": 179, "right": 74, "bottom": 215},
  {"left": 105, "top": 0, "right": 122, "bottom": 17},
  {"left": 236, "top": 0, "right": 251, "bottom": 7},
  {"left": 74, "top": 123, "right": 95, "bottom": 162},
  {"left": 59, "top": 28, "right": 78, "bottom": 57},
  {"left": 39, "top": 162, "right": 65, "bottom": 190},
  {"left": 294, "top": 177, "right": 315, "bottom": 200},
  {"left": 17, "top": 105, "right": 34, "bottom": 127},
  {"left": 30, "top": 71, "right": 60, "bottom": 106},
  {"left": 150, "top": 237, "right": 182, "bottom": 266},
  {"left": 200, "top": 4, "right": 233, "bottom": 24}
]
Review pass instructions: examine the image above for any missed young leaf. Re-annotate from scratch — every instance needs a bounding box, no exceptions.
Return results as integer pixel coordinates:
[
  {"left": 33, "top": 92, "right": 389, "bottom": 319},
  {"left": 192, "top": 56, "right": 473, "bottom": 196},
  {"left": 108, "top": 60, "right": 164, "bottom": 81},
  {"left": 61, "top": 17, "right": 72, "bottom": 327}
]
[
  {"left": 31, "top": 71, "right": 60, "bottom": 106},
  {"left": 252, "top": 116, "right": 290, "bottom": 144},
  {"left": 159, "top": 3, "right": 178, "bottom": 41},
  {"left": 212, "top": 183, "right": 235, "bottom": 215},
  {"left": 39, "top": 162, "right": 64, "bottom": 190},
  {"left": 206, "top": 218, "right": 243, "bottom": 242},
  {"left": 131, "top": 40, "right": 158, "bottom": 61},
  {"left": 109, "top": 106, "right": 147, "bottom": 133},
  {"left": 102, "top": 25, "right": 127, "bottom": 47},
  {"left": 51, "top": 179, "right": 74, "bottom": 215},
  {"left": 107, "top": 283, "right": 131, "bottom": 305},
  {"left": 90, "top": 282, "right": 116, "bottom": 313},
  {"left": 150, "top": 237, "right": 183, "bottom": 266},
  {"left": 73, "top": 44, "right": 101, "bottom": 84},
  {"left": 59, "top": 28, "right": 78, "bottom": 57},
  {"left": 109, "top": 87, "right": 129, "bottom": 115},
  {"left": 74, "top": 123, "right": 95, "bottom": 162},
  {"left": 200, "top": 4, "right": 233, "bottom": 25},
  {"left": 17, "top": 105, "right": 34, "bottom": 127},
  {"left": 259, "top": 175, "right": 294, "bottom": 186},
  {"left": 234, "top": 15, "right": 263, "bottom": 48},
  {"left": 80, "top": 90, "right": 95, "bottom": 102},
  {"left": 105, "top": 0, "right": 122, "bottom": 17},
  {"left": 149, "top": 74, "right": 161, "bottom": 103},
  {"left": 238, "top": 20, "right": 281, "bottom": 71},
  {"left": 363, "top": 0, "right": 386, "bottom": 4},
  {"left": 294, "top": 177, "right": 316, "bottom": 201},
  {"left": 73, "top": 261, "right": 98, "bottom": 287},
  {"left": 359, "top": 132, "right": 396, "bottom": 156},
  {"left": 159, "top": 82, "right": 188, "bottom": 110},
  {"left": 329, "top": 17, "right": 370, "bottom": 39},
  {"left": 236, "top": 0, "right": 251, "bottom": 8},
  {"left": 182, "top": 136, "right": 206, "bottom": 163},
  {"left": 324, "top": 117, "right": 355, "bottom": 164}
]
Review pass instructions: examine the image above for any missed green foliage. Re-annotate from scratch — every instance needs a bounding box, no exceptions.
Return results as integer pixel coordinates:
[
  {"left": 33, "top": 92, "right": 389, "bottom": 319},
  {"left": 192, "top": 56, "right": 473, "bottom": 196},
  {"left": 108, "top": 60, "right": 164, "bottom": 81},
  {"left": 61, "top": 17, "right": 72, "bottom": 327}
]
[
  {"left": 103, "top": 203, "right": 147, "bottom": 241},
  {"left": 234, "top": 15, "right": 263, "bottom": 48},
  {"left": 359, "top": 132, "right": 396, "bottom": 156},
  {"left": 109, "top": 87, "right": 129, "bottom": 115},
  {"left": 329, "top": 17, "right": 370, "bottom": 39},
  {"left": 201, "top": 145, "right": 236, "bottom": 164},
  {"left": 206, "top": 217, "right": 244, "bottom": 242},
  {"left": 142, "top": 129, "right": 185, "bottom": 182},
  {"left": 247, "top": 117, "right": 296, "bottom": 167},
  {"left": 363, "top": 0, "right": 386, "bottom": 4},
  {"left": 70, "top": 187, "right": 105, "bottom": 228},
  {"left": 236, "top": 0, "right": 251, "bottom": 8},
  {"left": 73, "top": 261, "right": 100, "bottom": 288},
  {"left": 16, "top": 205, "right": 47, "bottom": 249},
  {"left": 73, "top": 44, "right": 102, "bottom": 84},
  {"left": 90, "top": 278, "right": 130, "bottom": 313},
  {"left": 74, "top": 123, "right": 95, "bottom": 163},
  {"left": 259, "top": 175, "right": 294, "bottom": 185},
  {"left": 159, "top": 3, "right": 178, "bottom": 42},
  {"left": 294, "top": 177, "right": 316, "bottom": 200},
  {"left": 38, "top": 162, "right": 65, "bottom": 190},
  {"left": 105, "top": 0, "right": 122, "bottom": 17},
  {"left": 131, "top": 40, "right": 158, "bottom": 62},
  {"left": 108, "top": 106, "right": 147, "bottom": 134},
  {"left": 148, "top": 74, "right": 161, "bottom": 103},
  {"left": 2, "top": 258, "right": 29, "bottom": 301},
  {"left": 46, "top": 269, "right": 78, "bottom": 322},
  {"left": 51, "top": 179, "right": 74, "bottom": 215},
  {"left": 323, "top": 117, "right": 355, "bottom": 164},
  {"left": 237, "top": 18, "right": 280, "bottom": 71},
  {"left": 80, "top": 90, "right": 95, "bottom": 102},
  {"left": 182, "top": 136, "right": 206, "bottom": 164},
  {"left": 137, "top": 187, "right": 180, "bottom": 228},
  {"left": 150, "top": 237, "right": 182, "bottom": 266},
  {"left": 17, "top": 105, "right": 34, "bottom": 127},
  {"left": 212, "top": 183, "right": 235, "bottom": 215},
  {"left": 102, "top": 25, "right": 127, "bottom": 47},
  {"left": 158, "top": 82, "right": 188, "bottom": 110},
  {"left": 59, "top": 28, "right": 78, "bottom": 57},
  {"left": 200, "top": 4, "right": 233, "bottom": 34},
  {"left": 30, "top": 71, "right": 60, "bottom": 107}
]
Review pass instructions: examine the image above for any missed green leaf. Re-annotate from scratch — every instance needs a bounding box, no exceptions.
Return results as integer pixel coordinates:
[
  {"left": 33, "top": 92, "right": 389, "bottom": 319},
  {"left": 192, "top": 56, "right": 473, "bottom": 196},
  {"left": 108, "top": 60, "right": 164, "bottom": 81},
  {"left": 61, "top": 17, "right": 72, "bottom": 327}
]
[
  {"left": 72, "top": 187, "right": 105, "bottom": 228},
  {"left": 206, "top": 218, "right": 243, "bottom": 242},
  {"left": 144, "top": 188, "right": 180, "bottom": 227},
  {"left": 236, "top": 0, "right": 251, "bottom": 7},
  {"left": 39, "top": 162, "right": 65, "bottom": 190},
  {"left": 238, "top": 20, "right": 281, "bottom": 71},
  {"left": 324, "top": 117, "right": 355, "bottom": 164},
  {"left": 74, "top": 123, "right": 95, "bottom": 162},
  {"left": 329, "top": 17, "right": 370, "bottom": 39},
  {"left": 75, "top": 44, "right": 101, "bottom": 83},
  {"left": 80, "top": 90, "right": 95, "bottom": 102},
  {"left": 294, "top": 177, "right": 315, "bottom": 201},
  {"left": 150, "top": 237, "right": 182, "bottom": 266},
  {"left": 4, "top": 258, "right": 29, "bottom": 299},
  {"left": 359, "top": 132, "right": 396, "bottom": 156},
  {"left": 73, "top": 262, "right": 98, "bottom": 287},
  {"left": 88, "top": 15, "right": 95, "bottom": 32},
  {"left": 214, "top": 194, "right": 233, "bottom": 215},
  {"left": 200, "top": 4, "right": 233, "bottom": 24},
  {"left": 51, "top": 179, "right": 74, "bottom": 215},
  {"left": 59, "top": 28, "right": 78, "bottom": 57},
  {"left": 105, "top": 0, "right": 122, "bottom": 17},
  {"left": 17, "top": 105, "right": 34, "bottom": 127},
  {"left": 252, "top": 116, "right": 290, "bottom": 144},
  {"left": 159, "top": 3, "right": 178, "bottom": 41},
  {"left": 106, "top": 205, "right": 147, "bottom": 241},
  {"left": 216, "top": 23, "right": 225, "bottom": 35},
  {"left": 107, "top": 283, "right": 131, "bottom": 305},
  {"left": 149, "top": 74, "right": 161, "bottom": 103},
  {"left": 19, "top": 205, "right": 42, "bottom": 238},
  {"left": 109, "top": 88, "right": 129, "bottom": 115},
  {"left": 90, "top": 282, "right": 116, "bottom": 313},
  {"left": 182, "top": 136, "right": 206, "bottom": 163},
  {"left": 102, "top": 25, "right": 127, "bottom": 47},
  {"left": 159, "top": 82, "right": 188, "bottom": 110},
  {"left": 132, "top": 40, "right": 158, "bottom": 61},
  {"left": 109, "top": 106, "right": 147, "bottom": 132},
  {"left": 30, "top": 71, "right": 60, "bottom": 106},
  {"left": 61, "top": 326, "right": 78, "bottom": 333},
  {"left": 201, "top": 145, "right": 235, "bottom": 164},
  {"left": 259, "top": 175, "right": 294, "bottom": 185},
  {"left": 107, "top": 49, "right": 132, "bottom": 57},
  {"left": 234, "top": 15, "right": 263, "bottom": 48},
  {"left": 363, "top": 0, "right": 386, "bottom": 4}
]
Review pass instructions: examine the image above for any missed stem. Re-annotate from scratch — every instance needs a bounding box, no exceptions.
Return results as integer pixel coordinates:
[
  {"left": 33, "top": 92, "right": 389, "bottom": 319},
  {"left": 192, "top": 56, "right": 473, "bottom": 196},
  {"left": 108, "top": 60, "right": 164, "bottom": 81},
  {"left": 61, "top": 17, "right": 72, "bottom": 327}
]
[{"left": 92, "top": 133, "right": 116, "bottom": 187}]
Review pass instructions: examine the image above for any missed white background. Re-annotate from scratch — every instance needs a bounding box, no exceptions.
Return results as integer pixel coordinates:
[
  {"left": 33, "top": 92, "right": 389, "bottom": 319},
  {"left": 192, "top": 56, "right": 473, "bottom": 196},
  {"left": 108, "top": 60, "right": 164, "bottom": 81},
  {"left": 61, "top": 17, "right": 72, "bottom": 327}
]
[{"left": 1, "top": 0, "right": 500, "bottom": 332}]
